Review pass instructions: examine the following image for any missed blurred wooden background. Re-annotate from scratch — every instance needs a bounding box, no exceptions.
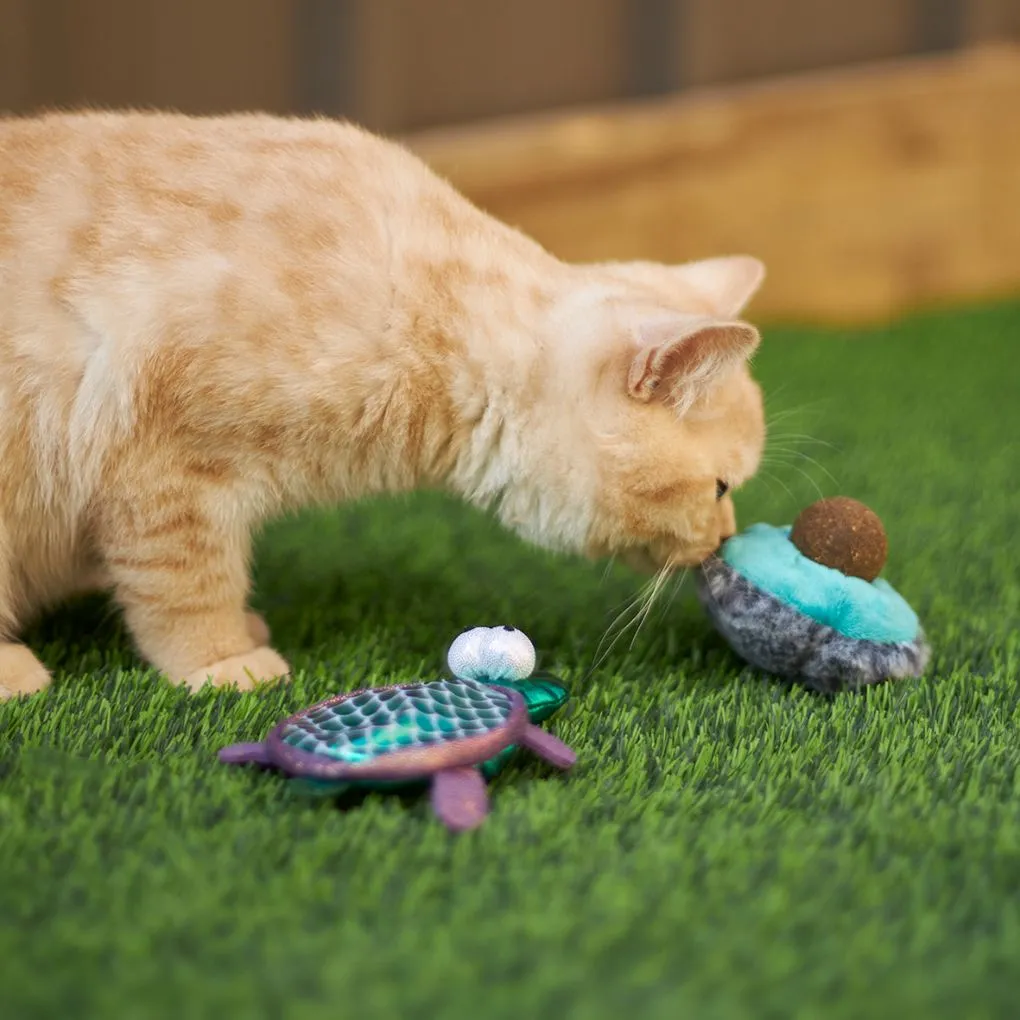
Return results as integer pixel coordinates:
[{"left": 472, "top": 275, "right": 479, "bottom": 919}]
[
  {"left": 411, "top": 45, "right": 1020, "bottom": 323},
  {"left": 2, "top": 0, "right": 1019, "bottom": 322},
  {"left": 2, "top": 0, "right": 1018, "bottom": 130}
]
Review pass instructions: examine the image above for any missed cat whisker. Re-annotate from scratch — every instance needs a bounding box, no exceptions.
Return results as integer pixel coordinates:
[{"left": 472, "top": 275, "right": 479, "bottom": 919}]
[
  {"left": 759, "top": 453, "right": 814, "bottom": 474},
  {"left": 760, "top": 468, "right": 797, "bottom": 503},
  {"left": 589, "top": 604, "right": 643, "bottom": 677},
  {"left": 765, "top": 406, "right": 833, "bottom": 446},
  {"left": 590, "top": 576, "right": 657, "bottom": 672},
  {"left": 767, "top": 395, "right": 830, "bottom": 416},
  {"left": 762, "top": 460, "right": 826, "bottom": 500},
  {"left": 764, "top": 442, "right": 837, "bottom": 465},
  {"left": 628, "top": 563, "right": 671, "bottom": 650},
  {"left": 660, "top": 567, "right": 690, "bottom": 622},
  {"left": 787, "top": 450, "right": 840, "bottom": 486},
  {"left": 589, "top": 559, "right": 676, "bottom": 675},
  {"left": 751, "top": 470, "right": 780, "bottom": 497},
  {"left": 764, "top": 443, "right": 832, "bottom": 461},
  {"left": 599, "top": 555, "right": 618, "bottom": 585},
  {"left": 789, "top": 463, "right": 825, "bottom": 500},
  {"left": 762, "top": 444, "right": 840, "bottom": 496},
  {"left": 767, "top": 432, "right": 838, "bottom": 451},
  {"left": 760, "top": 450, "right": 804, "bottom": 465},
  {"left": 764, "top": 403, "right": 804, "bottom": 426},
  {"left": 765, "top": 405, "right": 825, "bottom": 431}
]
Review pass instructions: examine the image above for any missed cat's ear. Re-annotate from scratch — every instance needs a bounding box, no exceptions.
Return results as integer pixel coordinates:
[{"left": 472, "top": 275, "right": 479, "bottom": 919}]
[
  {"left": 671, "top": 256, "right": 765, "bottom": 317},
  {"left": 627, "top": 317, "right": 760, "bottom": 409}
]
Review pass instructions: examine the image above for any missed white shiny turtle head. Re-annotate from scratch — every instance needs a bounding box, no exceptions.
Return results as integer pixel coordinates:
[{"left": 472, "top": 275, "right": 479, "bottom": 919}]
[{"left": 447, "top": 626, "right": 537, "bottom": 684}]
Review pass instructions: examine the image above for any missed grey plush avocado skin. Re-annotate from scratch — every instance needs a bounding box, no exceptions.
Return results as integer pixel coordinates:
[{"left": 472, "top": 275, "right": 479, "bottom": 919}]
[{"left": 698, "top": 556, "right": 931, "bottom": 693}]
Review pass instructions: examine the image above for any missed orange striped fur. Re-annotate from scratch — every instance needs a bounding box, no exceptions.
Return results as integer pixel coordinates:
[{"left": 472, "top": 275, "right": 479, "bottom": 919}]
[{"left": 0, "top": 111, "right": 765, "bottom": 698}]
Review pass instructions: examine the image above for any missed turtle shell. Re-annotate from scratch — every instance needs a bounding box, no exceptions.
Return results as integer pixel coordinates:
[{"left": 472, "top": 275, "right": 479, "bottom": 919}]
[{"left": 264, "top": 678, "right": 528, "bottom": 781}]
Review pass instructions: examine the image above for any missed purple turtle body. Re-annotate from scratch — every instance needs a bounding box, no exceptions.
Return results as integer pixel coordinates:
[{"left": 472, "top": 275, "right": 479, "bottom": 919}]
[{"left": 219, "top": 677, "right": 575, "bottom": 831}]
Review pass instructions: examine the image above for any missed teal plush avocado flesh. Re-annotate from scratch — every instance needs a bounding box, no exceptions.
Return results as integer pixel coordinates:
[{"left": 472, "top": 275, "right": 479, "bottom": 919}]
[{"left": 720, "top": 523, "right": 920, "bottom": 643}]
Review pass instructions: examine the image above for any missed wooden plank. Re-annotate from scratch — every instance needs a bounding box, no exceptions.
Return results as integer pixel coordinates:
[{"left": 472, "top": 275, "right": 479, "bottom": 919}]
[
  {"left": 379, "top": 0, "right": 630, "bottom": 133},
  {"left": 295, "top": 0, "right": 359, "bottom": 119},
  {"left": 0, "top": 0, "right": 33, "bottom": 112},
  {"left": 965, "top": 0, "right": 1020, "bottom": 42},
  {"left": 628, "top": 0, "right": 683, "bottom": 96},
  {"left": 915, "top": 0, "right": 966, "bottom": 53},
  {"left": 677, "top": 0, "right": 918, "bottom": 87},
  {"left": 348, "top": 0, "right": 409, "bottom": 132},
  {"left": 407, "top": 45, "right": 1020, "bottom": 324},
  {"left": 34, "top": 0, "right": 296, "bottom": 114}
]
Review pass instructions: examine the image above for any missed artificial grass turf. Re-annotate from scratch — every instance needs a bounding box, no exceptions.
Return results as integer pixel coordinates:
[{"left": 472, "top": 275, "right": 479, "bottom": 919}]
[{"left": 1, "top": 300, "right": 1019, "bottom": 1019}]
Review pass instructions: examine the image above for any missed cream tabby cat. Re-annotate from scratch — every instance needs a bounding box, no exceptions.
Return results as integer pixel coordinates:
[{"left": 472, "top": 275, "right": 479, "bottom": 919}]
[{"left": 0, "top": 111, "right": 766, "bottom": 699}]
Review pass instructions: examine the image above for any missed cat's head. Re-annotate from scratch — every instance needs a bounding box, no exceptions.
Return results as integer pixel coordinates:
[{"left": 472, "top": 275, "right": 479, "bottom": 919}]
[{"left": 534, "top": 254, "right": 767, "bottom": 571}]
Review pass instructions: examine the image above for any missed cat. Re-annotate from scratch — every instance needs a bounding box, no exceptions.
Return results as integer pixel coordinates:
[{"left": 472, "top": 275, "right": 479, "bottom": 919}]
[{"left": 0, "top": 110, "right": 766, "bottom": 699}]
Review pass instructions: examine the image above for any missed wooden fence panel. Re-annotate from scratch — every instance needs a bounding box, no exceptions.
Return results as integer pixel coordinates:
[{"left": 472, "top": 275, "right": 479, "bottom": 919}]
[
  {"left": 677, "top": 0, "right": 920, "bottom": 87},
  {"left": 0, "top": 0, "right": 32, "bottom": 112},
  {"left": 409, "top": 46, "right": 1020, "bottom": 324},
  {"left": 3, "top": 0, "right": 295, "bottom": 115},
  {"left": 1, "top": 1, "right": 1017, "bottom": 133},
  {"left": 351, "top": 0, "right": 630, "bottom": 133},
  {"left": 966, "top": 0, "right": 1020, "bottom": 42}
]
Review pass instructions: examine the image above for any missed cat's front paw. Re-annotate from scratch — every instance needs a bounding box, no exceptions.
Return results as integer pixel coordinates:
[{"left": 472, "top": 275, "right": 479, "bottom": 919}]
[
  {"left": 182, "top": 647, "right": 291, "bottom": 693},
  {"left": 0, "top": 644, "right": 53, "bottom": 700}
]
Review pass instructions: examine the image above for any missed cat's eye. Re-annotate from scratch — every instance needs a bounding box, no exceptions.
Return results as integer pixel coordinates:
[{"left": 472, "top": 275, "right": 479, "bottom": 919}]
[{"left": 716, "top": 480, "right": 730, "bottom": 501}]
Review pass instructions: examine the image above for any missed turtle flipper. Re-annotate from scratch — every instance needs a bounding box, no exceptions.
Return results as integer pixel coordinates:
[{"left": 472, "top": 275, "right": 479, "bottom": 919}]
[
  {"left": 519, "top": 725, "right": 576, "bottom": 770},
  {"left": 431, "top": 766, "right": 490, "bottom": 831},
  {"left": 219, "top": 742, "right": 272, "bottom": 766}
]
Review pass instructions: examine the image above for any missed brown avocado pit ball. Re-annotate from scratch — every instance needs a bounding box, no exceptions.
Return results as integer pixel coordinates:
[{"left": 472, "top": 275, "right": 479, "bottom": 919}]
[{"left": 789, "top": 497, "right": 888, "bottom": 582}]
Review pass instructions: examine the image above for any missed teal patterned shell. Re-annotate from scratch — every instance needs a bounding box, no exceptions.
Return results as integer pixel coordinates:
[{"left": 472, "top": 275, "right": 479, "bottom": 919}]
[
  {"left": 285, "top": 674, "right": 570, "bottom": 796},
  {"left": 279, "top": 678, "right": 516, "bottom": 765}
]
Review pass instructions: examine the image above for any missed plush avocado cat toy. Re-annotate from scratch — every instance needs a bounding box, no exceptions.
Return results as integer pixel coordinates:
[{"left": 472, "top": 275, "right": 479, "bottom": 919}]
[{"left": 698, "top": 497, "right": 930, "bottom": 693}]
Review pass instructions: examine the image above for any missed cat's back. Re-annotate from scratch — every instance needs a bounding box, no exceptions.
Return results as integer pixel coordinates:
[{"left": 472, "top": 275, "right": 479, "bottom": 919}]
[
  {"left": 0, "top": 108, "right": 408, "bottom": 221},
  {"left": 0, "top": 109, "right": 404, "bottom": 280},
  {"left": 0, "top": 110, "right": 456, "bottom": 496},
  {"left": 0, "top": 110, "right": 431, "bottom": 402}
]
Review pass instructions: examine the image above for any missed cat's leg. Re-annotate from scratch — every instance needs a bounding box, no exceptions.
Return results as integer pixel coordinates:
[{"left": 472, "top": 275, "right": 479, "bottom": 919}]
[
  {"left": 0, "top": 643, "right": 52, "bottom": 700},
  {"left": 67, "top": 563, "right": 272, "bottom": 647},
  {"left": 98, "top": 483, "right": 290, "bottom": 692},
  {"left": 0, "top": 536, "right": 51, "bottom": 700}
]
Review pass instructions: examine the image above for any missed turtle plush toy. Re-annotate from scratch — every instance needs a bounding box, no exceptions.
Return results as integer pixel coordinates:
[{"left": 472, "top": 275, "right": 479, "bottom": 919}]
[
  {"left": 218, "top": 626, "right": 576, "bottom": 831},
  {"left": 697, "top": 497, "right": 930, "bottom": 693}
]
